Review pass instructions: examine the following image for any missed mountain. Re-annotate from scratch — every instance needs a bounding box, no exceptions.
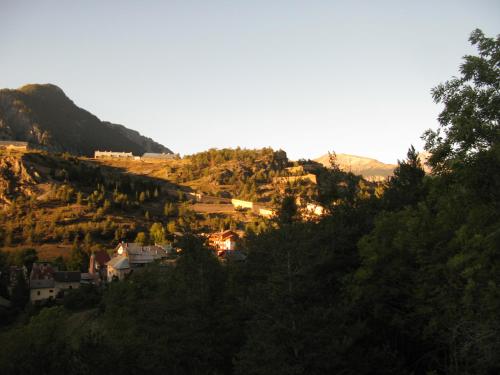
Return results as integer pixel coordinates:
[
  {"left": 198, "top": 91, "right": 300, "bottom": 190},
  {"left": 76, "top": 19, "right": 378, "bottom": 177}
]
[
  {"left": 0, "top": 84, "right": 172, "bottom": 156},
  {"left": 314, "top": 153, "right": 397, "bottom": 181}
]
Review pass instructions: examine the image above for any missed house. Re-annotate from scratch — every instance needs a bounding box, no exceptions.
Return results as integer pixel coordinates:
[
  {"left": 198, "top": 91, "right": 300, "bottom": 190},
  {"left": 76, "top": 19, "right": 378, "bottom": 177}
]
[
  {"left": 29, "top": 262, "right": 56, "bottom": 302},
  {"left": 94, "top": 151, "right": 134, "bottom": 159},
  {"left": 54, "top": 272, "right": 81, "bottom": 296},
  {"left": 115, "top": 242, "right": 169, "bottom": 262},
  {"left": 209, "top": 230, "right": 239, "bottom": 255},
  {"left": 107, "top": 255, "right": 131, "bottom": 281},
  {"left": 29, "top": 263, "right": 82, "bottom": 302},
  {"left": 106, "top": 243, "right": 169, "bottom": 282}
]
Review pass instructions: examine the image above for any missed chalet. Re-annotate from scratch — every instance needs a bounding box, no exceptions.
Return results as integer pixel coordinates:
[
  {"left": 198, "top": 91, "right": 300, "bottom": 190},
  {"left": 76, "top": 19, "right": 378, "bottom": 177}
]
[
  {"left": 29, "top": 262, "right": 56, "bottom": 303},
  {"left": 209, "top": 230, "right": 239, "bottom": 256}
]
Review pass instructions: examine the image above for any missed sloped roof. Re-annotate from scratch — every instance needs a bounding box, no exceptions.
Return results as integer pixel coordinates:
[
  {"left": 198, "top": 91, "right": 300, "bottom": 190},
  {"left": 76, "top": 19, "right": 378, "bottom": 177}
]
[
  {"left": 107, "top": 256, "right": 130, "bottom": 270},
  {"left": 54, "top": 271, "right": 81, "bottom": 283},
  {"left": 93, "top": 250, "right": 111, "bottom": 266},
  {"left": 30, "top": 279, "right": 55, "bottom": 289},
  {"left": 30, "top": 262, "right": 55, "bottom": 281}
]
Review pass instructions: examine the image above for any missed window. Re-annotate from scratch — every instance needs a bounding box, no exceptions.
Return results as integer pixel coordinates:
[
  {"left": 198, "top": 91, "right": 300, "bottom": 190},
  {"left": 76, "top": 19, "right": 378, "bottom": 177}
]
[
  {"left": 50, "top": 290, "right": 53, "bottom": 293},
  {"left": 69, "top": 285, "right": 73, "bottom": 289},
  {"left": 37, "top": 291, "right": 40, "bottom": 296}
]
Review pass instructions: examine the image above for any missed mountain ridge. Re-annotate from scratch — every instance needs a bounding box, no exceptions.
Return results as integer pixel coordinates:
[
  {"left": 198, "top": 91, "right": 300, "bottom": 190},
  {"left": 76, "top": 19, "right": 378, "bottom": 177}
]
[
  {"left": 0, "top": 83, "right": 172, "bottom": 156},
  {"left": 314, "top": 153, "right": 397, "bottom": 181}
]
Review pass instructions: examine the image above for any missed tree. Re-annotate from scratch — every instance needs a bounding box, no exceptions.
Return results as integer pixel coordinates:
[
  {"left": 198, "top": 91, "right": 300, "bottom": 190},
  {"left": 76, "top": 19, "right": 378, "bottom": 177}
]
[
  {"left": 69, "top": 237, "right": 89, "bottom": 272},
  {"left": 149, "top": 222, "right": 165, "bottom": 244},
  {"left": 13, "top": 248, "right": 38, "bottom": 275},
  {"left": 134, "top": 232, "right": 147, "bottom": 245},
  {"left": 382, "top": 145, "right": 426, "bottom": 211},
  {"left": 423, "top": 29, "right": 500, "bottom": 172}
]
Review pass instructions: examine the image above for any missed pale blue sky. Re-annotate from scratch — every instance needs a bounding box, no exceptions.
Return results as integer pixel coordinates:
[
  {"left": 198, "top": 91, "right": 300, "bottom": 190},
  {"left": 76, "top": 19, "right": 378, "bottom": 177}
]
[{"left": 1, "top": 1, "right": 498, "bottom": 163}]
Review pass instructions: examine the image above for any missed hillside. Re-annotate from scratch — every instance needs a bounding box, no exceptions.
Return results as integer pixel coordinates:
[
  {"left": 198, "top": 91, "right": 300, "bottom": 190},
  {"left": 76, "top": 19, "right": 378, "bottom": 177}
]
[
  {"left": 0, "top": 84, "right": 172, "bottom": 156},
  {"left": 314, "top": 153, "right": 397, "bottom": 181}
]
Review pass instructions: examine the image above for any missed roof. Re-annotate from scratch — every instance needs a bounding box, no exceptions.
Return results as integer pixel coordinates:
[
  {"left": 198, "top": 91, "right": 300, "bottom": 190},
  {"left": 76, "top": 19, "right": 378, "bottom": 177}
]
[
  {"left": 30, "top": 279, "right": 55, "bottom": 289},
  {"left": 116, "top": 243, "right": 167, "bottom": 262},
  {"left": 30, "top": 263, "right": 55, "bottom": 281},
  {"left": 93, "top": 250, "right": 111, "bottom": 266},
  {"left": 54, "top": 271, "right": 81, "bottom": 283},
  {"left": 107, "top": 256, "right": 130, "bottom": 270},
  {"left": 210, "top": 230, "right": 239, "bottom": 242}
]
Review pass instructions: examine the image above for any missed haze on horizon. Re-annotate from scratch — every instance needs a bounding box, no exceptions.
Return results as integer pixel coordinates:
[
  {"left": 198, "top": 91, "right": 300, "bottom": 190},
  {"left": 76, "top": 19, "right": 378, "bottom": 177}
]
[{"left": 1, "top": 0, "right": 499, "bottom": 163}]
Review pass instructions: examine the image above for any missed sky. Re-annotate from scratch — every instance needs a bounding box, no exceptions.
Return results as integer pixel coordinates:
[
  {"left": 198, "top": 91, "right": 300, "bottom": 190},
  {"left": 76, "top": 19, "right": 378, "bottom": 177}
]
[{"left": 1, "top": 0, "right": 499, "bottom": 163}]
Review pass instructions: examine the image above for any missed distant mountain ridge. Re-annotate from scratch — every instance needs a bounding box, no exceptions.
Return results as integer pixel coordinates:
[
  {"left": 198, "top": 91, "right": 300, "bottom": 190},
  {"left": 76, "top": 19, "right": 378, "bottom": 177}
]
[
  {"left": 314, "top": 153, "right": 397, "bottom": 181},
  {"left": 0, "top": 83, "right": 172, "bottom": 156}
]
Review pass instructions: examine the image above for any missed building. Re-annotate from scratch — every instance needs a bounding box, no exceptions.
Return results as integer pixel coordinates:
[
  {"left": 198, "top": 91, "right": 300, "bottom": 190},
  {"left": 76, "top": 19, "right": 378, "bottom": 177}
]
[
  {"left": 54, "top": 271, "right": 81, "bottom": 296},
  {"left": 273, "top": 174, "right": 317, "bottom": 185},
  {"left": 106, "top": 243, "right": 169, "bottom": 282},
  {"left": 258, "top": 208, "right": 276, "bottom": 218},
  {"left": 209, "top": 230, "right": 239, "bottom": 256},
  {"left": 106, "top": 256, "right": 131, "bottom": 281},
  {"left": 142, "top": 152, "right": 175, "bottom": 160},
  {"left": 87, "top": 250, "right": 111, "bottom": 283},
  {"left": 305, "top": 203, "right": 325, "bottom": 216},
  {"left": 231, "top": 199, "right": 253, "bottom": 210},
  {"left": 0, "top": 141, "right": 29, "bottom": 151},
  {"left": 29, "top": 263, "right": 82, "bottom": 302},
  {"left": 94, "top": 151, "right": 134, "bottom": 159},
  {"left": 29, "top": 262, "right": 56, "bottom": 302}
]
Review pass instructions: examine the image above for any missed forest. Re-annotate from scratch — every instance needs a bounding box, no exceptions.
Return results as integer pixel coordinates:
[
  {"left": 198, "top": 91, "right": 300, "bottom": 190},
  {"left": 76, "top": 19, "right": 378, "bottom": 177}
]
[{"left": 0, "top": 29, "right": 498, "bottom": 375}]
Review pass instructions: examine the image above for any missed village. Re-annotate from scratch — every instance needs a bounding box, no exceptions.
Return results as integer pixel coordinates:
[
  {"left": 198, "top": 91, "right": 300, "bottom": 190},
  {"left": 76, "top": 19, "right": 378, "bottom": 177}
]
[
  {"left": 0, "top": 143, "right": 327, "bottom": 309},
  {"left": 2, "top": 228, "right": 247, "bottom": 307}
]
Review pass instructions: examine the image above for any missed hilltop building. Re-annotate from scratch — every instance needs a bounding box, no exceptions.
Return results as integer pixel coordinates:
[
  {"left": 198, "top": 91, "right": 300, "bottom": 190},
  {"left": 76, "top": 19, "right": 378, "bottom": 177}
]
[
  {"left": 231, "top": 199, "right": 253, "bottom": 210},
  {"left": 142, "top": 152, "right": 175, "bottom": 160},
  {"left": 94, "top": 151, "right": 134, "bottom": 159}
]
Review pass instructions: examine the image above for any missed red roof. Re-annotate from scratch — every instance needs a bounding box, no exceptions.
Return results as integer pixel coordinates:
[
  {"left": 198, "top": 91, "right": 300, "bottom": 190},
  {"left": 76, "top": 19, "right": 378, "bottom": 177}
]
[{"left": 94, "top": 250, "right": 111, "bottom": 267}]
